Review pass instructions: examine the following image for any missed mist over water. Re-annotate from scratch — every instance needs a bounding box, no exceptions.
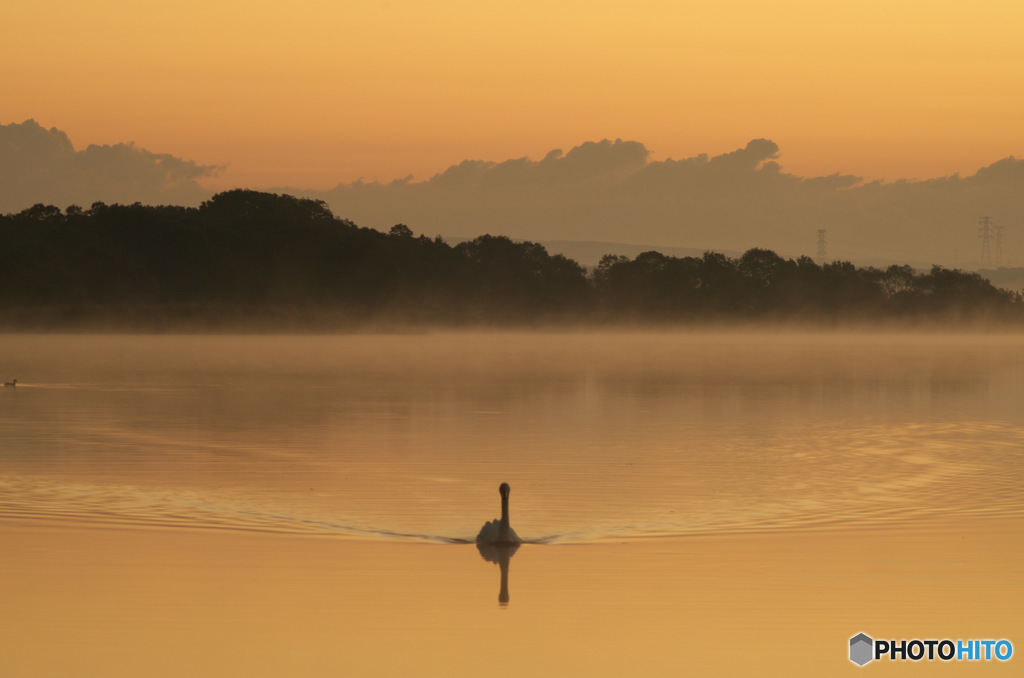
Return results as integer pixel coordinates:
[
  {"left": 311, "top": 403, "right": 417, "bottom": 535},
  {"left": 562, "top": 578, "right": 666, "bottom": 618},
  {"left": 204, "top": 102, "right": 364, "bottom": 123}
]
[{"left": 1, "top": 331, "right": 1022, "bottom": 542}]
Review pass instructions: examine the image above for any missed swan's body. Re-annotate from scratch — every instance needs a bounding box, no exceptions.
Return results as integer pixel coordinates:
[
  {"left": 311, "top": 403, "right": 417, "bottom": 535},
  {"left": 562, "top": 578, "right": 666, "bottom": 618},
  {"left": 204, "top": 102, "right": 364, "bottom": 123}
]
[
  {"left": 476, "top": 482, "right": 521, "bottom": 546},
  {"left": 3, "top": 379, "right": 15, "bottom": 387}
]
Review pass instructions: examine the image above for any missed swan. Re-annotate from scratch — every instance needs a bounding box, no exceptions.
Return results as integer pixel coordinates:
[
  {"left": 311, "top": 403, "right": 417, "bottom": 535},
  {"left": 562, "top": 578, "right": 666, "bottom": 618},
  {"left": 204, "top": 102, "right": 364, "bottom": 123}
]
[
  {"left": 476, "top": 482, "right": 521, "bottom": 545},
  {"left": 3, "top": 379, "right": 15, "bottom": 387}
]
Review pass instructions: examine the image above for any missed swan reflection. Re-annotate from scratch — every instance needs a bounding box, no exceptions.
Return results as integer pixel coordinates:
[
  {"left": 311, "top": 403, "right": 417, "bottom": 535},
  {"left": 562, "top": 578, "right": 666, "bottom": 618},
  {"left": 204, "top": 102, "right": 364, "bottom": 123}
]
[{"left": 476, "top": 542, "right": 519, "bottom": 605}]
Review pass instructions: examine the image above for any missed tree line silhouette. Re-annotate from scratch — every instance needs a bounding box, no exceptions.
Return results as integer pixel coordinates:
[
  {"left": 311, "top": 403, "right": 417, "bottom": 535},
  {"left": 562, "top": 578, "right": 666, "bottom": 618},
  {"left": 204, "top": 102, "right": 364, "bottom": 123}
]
[{"left": 1, "top": 190, "right": 1019, "bottom": 328}]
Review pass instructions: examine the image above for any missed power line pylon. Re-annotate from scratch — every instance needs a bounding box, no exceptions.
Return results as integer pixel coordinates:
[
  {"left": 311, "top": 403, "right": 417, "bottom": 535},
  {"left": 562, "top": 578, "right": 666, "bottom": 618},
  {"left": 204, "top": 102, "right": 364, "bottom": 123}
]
[
  {"left": 979, "top": 216, "right": 993, "bottom": 267},
  {"left": 816, "top": 229, "right": 827, "bottom": 261}
]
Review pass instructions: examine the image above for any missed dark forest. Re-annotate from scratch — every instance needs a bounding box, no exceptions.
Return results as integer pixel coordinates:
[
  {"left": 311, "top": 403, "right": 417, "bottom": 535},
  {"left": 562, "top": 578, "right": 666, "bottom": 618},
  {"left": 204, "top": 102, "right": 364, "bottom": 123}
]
[{"left": 1, "top": 190, "right": 1020, "bottom": 329}]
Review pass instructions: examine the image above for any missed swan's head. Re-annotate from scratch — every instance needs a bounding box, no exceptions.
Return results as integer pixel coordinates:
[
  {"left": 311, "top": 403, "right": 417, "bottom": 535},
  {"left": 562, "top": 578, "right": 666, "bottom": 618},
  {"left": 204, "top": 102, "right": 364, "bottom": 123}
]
[{"left": 499, "top": 482, "right": 510, "bottom": 499}]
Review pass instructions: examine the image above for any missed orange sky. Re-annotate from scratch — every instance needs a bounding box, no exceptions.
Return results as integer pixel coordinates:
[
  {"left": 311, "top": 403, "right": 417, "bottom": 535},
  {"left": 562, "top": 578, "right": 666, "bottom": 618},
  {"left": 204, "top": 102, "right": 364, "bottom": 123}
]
[{"left": 4, "top": 0, "right": 1023, "bottom": 189}]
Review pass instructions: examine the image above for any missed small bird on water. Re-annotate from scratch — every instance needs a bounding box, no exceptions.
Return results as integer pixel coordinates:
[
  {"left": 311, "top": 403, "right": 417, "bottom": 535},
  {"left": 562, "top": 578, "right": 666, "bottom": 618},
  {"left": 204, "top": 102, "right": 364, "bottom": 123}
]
[
  {"left": 476, "top": 482, "right": 522, "bottom": 546},
  {"left": 3, "top": 379, "right": 16, "bottom": 387}
]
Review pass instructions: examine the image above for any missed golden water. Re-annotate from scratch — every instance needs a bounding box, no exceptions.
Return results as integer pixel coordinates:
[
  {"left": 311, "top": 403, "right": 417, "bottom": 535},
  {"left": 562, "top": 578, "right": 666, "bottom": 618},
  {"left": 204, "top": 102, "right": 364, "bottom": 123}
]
[{"left": 1, "top": 332, "right": 1022, "bottom": 675}]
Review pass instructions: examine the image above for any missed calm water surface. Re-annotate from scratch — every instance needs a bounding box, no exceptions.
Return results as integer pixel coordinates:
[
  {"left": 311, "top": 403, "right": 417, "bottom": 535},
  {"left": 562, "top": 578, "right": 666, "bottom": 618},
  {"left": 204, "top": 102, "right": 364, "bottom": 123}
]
[
  {"left": 3, "top": 331, "right": 1024, "bottom": 677},
  {"left": 2, "top": 331, "right": 1022, "bottom": 540}
]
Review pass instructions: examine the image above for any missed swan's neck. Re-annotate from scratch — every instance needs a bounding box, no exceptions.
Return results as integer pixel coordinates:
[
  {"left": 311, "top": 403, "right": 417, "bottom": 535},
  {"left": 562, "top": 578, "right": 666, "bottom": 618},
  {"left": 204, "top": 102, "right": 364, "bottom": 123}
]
[{"left": 500, "top": 494, "right": 510, "bottom": 530}]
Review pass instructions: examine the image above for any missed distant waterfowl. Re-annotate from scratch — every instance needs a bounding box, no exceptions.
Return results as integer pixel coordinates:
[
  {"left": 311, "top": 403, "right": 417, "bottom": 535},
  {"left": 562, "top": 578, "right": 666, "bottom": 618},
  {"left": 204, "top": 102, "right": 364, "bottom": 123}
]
[
  {"left": 476, "top": 482, "right": 521, "bottom": 546},
  {"left": 3, "top": 379, "right": 15, "bottom": 387}
]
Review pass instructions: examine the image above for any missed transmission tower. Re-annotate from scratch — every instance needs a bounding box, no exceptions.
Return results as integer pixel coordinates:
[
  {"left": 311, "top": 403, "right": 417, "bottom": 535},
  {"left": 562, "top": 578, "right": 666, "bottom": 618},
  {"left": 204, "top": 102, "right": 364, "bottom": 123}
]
[
  {"left": 979, "top": 216, "right": 993, "bottom": 267},
  {"left": 816, "top": 229, "right": 827, "bottom": 260}
]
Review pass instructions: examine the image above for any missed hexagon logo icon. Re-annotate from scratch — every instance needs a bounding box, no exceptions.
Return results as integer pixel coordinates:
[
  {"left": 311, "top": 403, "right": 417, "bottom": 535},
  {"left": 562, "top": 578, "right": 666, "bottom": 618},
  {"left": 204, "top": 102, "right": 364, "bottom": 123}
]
[{"left": 850, "top": 633, "right": 874, "bottom": 666}]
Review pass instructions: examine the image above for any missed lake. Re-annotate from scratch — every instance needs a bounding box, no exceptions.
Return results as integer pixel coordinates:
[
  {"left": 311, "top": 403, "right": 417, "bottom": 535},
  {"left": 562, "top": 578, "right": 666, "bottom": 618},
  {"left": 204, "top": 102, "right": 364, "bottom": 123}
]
[{"left": 1, "top": 331, "right": 1022, "bottom": 675}]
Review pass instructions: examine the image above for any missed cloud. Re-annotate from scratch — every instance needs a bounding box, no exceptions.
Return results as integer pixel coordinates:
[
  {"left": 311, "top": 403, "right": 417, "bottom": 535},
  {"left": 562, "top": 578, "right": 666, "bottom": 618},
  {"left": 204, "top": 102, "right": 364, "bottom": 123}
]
[
  {"left": 308, "top": 137, "right": 842, "bottom": 256},
  {"left": 307, "top": 139, "right": 1024, "bottom": 268},
  {"left": 422, "top": 138, "right": 649, "bottom": 189},
  {"left": 4, "top": 120, "right": 1023, "bottom": 268},
  {"left": 0, "top": 119, "right": 219, "bottom": 213}
]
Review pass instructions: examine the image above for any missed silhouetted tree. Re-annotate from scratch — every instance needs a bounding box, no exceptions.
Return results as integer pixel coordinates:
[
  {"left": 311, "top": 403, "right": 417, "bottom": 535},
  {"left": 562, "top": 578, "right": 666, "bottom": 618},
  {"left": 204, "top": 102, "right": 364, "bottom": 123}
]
[{"left": 0, "top": 191, "right": 1020, "bottom": 328}]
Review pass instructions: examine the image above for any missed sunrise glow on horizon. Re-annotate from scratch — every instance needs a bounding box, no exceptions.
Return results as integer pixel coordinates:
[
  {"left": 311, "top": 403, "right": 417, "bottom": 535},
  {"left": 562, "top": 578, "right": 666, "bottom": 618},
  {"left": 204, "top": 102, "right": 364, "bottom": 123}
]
[{"left": 4, "top": 0, "right": 1023, "bottom": 189}]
